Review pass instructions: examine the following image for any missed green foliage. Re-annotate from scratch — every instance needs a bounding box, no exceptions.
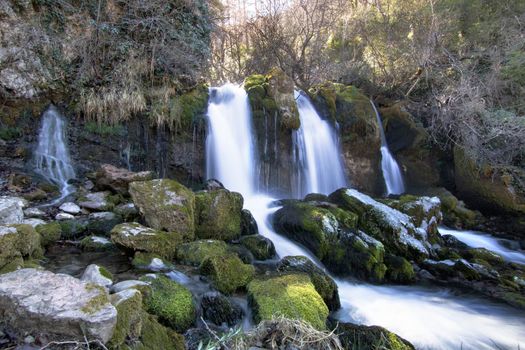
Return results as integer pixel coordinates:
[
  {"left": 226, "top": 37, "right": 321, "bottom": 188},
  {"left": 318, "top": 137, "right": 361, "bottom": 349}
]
[
  {"left": 0, "top": 126, "right": 21, "bottom": 141},
  {"left": 84, "top": 122, "right": 126, "bottom": 137}
]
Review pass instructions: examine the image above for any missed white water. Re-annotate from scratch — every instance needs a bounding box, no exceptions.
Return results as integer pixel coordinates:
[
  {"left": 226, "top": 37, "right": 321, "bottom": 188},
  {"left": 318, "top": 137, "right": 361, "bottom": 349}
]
[
  {"left": 205, "top": 84, "right": 525, "bottom": 350},
  {"left": 370, "top": 101, "right": 405, "bottom": 195},
  {"left": 440, "top": 226, "right": 525, "bottom": 265},
  {"left": 33, "top": 106, "right": 75, "bottom": 204},
  {"left": 293, "top": 91, "right": 346, "bottom": 197}
]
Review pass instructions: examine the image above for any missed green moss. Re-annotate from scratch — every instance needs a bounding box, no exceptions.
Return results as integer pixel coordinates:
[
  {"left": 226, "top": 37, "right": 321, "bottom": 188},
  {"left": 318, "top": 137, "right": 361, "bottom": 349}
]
[
  {"left": 0, "top": 256, "right": 24, "bottom": 275},
  {"left": 144, "top": 276, "right": 195, "bottom": 332},
  {"left": 178, "top": 84, "right": 209, "bottom": 128},
  {"left": 59, "top": 219, "right": 87, "bottom": 238},
  {"left": 385, "top": 255, "right": 415, "bottom": 283},
  {"left": 194, "top": 189, "right": 243, "bottom": 241},
  {"left": 176, "top": 239, "right": 229, "bottom": 266},
  {"left": 80, "top": 236, "right": 114, "bottom": 252},
  {"left": 0, "top": 126, "right": 21, "bottom": 140},
  {"left": 462, "top": 248, "right": 504, "bottom": 265},
  {"left": 334, "top": 323, "right": 415, "bottom": 350},
  {"left": 247, "top": 274, "right": 329, "bottom": 330},
  {"left": 200, "top": 253, "right": 255, "bottom": 294},
  {"left": 82, "top": 283, "right": 110, "bottom": 315},
  {"left": 12, "top": 224, "right": 43, "bottom": 260},
  {"left": 98, "top": 265, "right": 113, "bottom": 280},
  {"left": 109, "top": 290, "right": 143, "bottom": 349},
  {"left": 133, "top": 312, "right": 185, "bottom": 350},
  {"left": 36, "top": 222, "right": 62, "bottom": 246},
  {"left": 84, "top": 121, "right": 126, "bottom": 136}
]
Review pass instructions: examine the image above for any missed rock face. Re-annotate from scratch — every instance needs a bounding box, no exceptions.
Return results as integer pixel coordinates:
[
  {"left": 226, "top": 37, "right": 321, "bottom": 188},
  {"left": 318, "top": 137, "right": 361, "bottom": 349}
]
[
  {"left": 129, "top": 179, "right": 195, "bottom": 239},
  {"left": 0, "top": 196, "right": 26, "bottom": 224},
  {"left": 0, "top": 268, "right": 117, "bottom": 343},
  {"left": 195, "top": 189, "right": 243, "bottom": 241},
  {"left": 95, "top": 164, "right": 153, "bottom": 195},
  {"left": 111, "top": 223, "right": 182, "bottom": 259}
]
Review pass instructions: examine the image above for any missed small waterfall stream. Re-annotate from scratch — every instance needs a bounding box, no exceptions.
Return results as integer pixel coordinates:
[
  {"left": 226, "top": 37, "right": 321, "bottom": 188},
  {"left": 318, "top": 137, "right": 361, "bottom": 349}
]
[
  {"left": 205, "top": 83, "right": 525, "bottom": 349},
  {"left": 370, "top": 101, "right": 405, "bottom": 195},
  {"left": 33, "top": 106, "right": 75, "bottom": 204}
]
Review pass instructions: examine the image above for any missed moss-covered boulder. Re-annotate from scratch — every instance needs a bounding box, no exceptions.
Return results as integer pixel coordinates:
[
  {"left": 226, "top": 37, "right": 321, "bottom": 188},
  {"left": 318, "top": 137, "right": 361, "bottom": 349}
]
[
  {"left": 329, "top": 189, "right": 430, "bottom": 261},
  {"left": 384, "top": 255, "right": 416, "bottom": 283},
  {"left": 333, "top": 322, "right": 415, "bottom": 350},
  {"left": 35, "top": 222, "right": 61, "bottom": 247},
  {"left": 424, "top": 187, "right": 482, "bottom": 229},
  {"left": 110, "top": 223, "right": 182, "bottom": 260},
  {"left": 247, "top": 274, "right": 329, "bottom": 330},
  {"left": 277, "top": 256, "right": 340, "bottom": 311},
  {"left": 309, "top": 82, "right": 382, "bottom": 194},
  {"left": 176, "top": 239, "right": 229, "bottom": 266},
  {"left": 0, "top": 224, "right": 42, "bottom": 273},
  {"left": 80, "top": 235, "right": 114, "bottom": 252},
  {"left": 87, "top": 212, "right": 123, "bottom": 236},
  {"left": 200, "top": 253, "right": 255, "bottom": 294},
  {"left": 454, "top": 146, "right": 525, "bottom": 220},
  {"left": 239, "top": 235, "right": 276, "bottom": 260},
  {"left": 241, "top": 209, "right": 259, "bottom": 236},
  {"left": 144, "top": 275, "right": 195, "bottom": 333},
  {"left": 59, "top": 218, "right": 88, "bottom": 238},
  {"left": 273, "top": 201, "right": 385, "bottom": 280},
  {"left": 109, "top": 289, "right": 143, "bottom": 349},
  {"left": 133, "top": 312, "right": 186, "bottom": 350},
  {"left": 195, "top": 189, "right": 243, "bottom": 241},
  {"left": 200, "top": 291, "right": 244, "bottom": 327},
  {"left": 129, "top": 179, "right": 195, "bottom": 240}
]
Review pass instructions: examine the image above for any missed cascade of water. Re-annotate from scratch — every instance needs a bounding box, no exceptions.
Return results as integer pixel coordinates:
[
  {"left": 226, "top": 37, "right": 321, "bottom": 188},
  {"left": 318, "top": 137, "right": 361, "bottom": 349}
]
[
  {"left": 293, "top": 91, "right": 347, "bottom": 197},
  {"left": 370, "top": 100, "right": 405, "bottom": 195},
  {"left": 205, "top": 83, "right": 525, "bottom": 350},
  {"left": 33, "top": 105, "right": 75, "bottom": 204}
]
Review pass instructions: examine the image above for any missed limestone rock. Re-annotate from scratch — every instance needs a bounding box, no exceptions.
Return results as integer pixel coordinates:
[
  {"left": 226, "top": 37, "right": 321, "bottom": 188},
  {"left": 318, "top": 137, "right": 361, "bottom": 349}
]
[
  {"left": 22, "top": 218, "right": 46, "bottom": 227},
  {"left": 78, "top": 191, "right": 112, "bottom": 211},
  {"left": 95, "top": 164, "right": 153, "bottom": 195},
  {"left": 55, "top": 212, "right": 75, "bottom": 221},
  {"left": 81, "top": 264, "right": 113, "bottom": 288},
  {"left": 0, "top": 268, "right": 117, "bottom": 343},
  {"left": 59, "top": 202, "right": 81, "bottom": 215},
  {"left": 129, "top": 179, "right": 195, "bottom": 239},
  {"left": 0, "top": 196, "right": 26, "bottom": 225}
]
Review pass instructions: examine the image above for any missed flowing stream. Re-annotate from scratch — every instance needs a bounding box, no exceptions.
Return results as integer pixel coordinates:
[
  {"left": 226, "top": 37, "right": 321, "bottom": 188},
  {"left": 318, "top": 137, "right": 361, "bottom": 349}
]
[
  {"left": 33, "top": 105, "right": 75, "bottom": 205},
  {"left": 205, "top": 84, "right": 525, "bottom": 349},
  {"left": 370, "top": 100, "right": 405, "bottom": 195}
]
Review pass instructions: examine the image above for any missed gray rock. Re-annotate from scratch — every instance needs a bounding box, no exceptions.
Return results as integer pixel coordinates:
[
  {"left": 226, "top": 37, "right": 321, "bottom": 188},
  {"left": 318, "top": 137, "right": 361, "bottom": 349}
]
[
  {"left": 78, "top": 192, "right": 112, "bottom": 211},
  {"left": 23, "top": 207, "right": 46, "bottom": 218},
  {"left": 81, "top": 264, "right": 113, "bottom": 289},
  {"left": 0, "top": 269, "right": 117, "bottom": 343},
  {"left": 0, "top": 196, "right": 26, "bottom": 225},
  {"left": 22, "top": 218, "right": 46, "bottom": 227},
  {"left": 111, "top": 280, "right": 150, "bottom": 294},
  {"left": 59, "top": 202, "right": 81, "bottom": 215},
  {"left": 87, "top": 211, "right": 122, "bottom": 235},
  {"left": 55, "top": 212, "right": 75, "bottom": 221}
]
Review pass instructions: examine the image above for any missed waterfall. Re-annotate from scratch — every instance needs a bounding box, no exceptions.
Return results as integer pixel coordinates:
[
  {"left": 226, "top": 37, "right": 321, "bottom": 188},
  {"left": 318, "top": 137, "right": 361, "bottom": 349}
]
[
  {"left": 206, "top": 84, "right": 257, "bottom": 196},
  {"left": 33, "top": 105, "right": 75, "bottom": 204},
  {"left": 370, "top": 101, "right": 405, "bottom": 195},
  {"left": 205, "top": 83, "right": 525, "bottom": 350},
  {"left": 293, "top": 91, "right": 347, "bottom": 197}
]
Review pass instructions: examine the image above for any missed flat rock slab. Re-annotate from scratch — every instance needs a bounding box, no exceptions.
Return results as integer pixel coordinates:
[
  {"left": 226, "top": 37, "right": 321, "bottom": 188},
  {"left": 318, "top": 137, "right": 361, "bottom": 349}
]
[{"left": 0, "top": 268, "right": 117, "bottom": 343}]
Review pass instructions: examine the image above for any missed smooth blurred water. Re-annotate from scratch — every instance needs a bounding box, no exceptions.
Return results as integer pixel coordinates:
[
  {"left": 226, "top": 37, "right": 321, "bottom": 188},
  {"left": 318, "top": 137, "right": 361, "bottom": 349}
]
[
  {"left": 370, "top": 100, "right": 405, "bottom": 195},
  {"left": 205, "top": 83, "right": 525, "bottom": 349},
  {"left": 293, "top": 91, "right": 347, "bottom": 197},
  {"left": 33, "top": 105, "right": 75, "bottom": 205},
  {"left": 440, "top": 226, "right": 525, "bottom": 265}
]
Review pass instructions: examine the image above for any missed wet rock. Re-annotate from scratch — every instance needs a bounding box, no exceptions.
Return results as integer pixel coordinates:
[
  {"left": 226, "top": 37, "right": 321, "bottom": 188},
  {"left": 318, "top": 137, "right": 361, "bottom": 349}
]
[
  {"left": 55, "top": 212, "right": 74, "bottom": 221},
  {"left": 176, "top": 240, "right": 229, "bottom": 266},
  {"left": 201, "top": 292, "right": 243, "bottom": 327},
  {"left": 195, "top": 189, "right": 243, "bottom": 241},
  {"left": 129, "top": 179, "right": 195, "bottom": 239},
  {"left": 58, "top": 218, "right": 88, "bottom": 238},
  {"left": 78, "top": 191, "right": 112, "bottom": 211},
  {"left": 81, "top": 264, "right": 113, "bottom": 288},
  {"left": 23, "top": 207, "right": 46, "bottom": 219},
  {"left": 277, "top": 256, "right": 340, "bottom": 311},
  {"left": 87, "top": 211, "right": 122, "bottom": 236},
  {"left": 204, "top": 178, "right": 224, "bottom": 191},
  {"left": 80, "top": 235, "right": 114, "bottom": 252},
  {"left": 59, "top": 202, "right": 81, "bottom": 215},
  {"left": 0, "top": 196, "right": 26, "bottom": 225},
  {"left": 95, "top": 164, "right": 153, "bottom": 195},
  {"left": 113, "top": 202, "right": 139, "bottom": 221},
  {"left": 241, "top": 209, "right": 259, "bottom": 236},
  {"left": 132, "top": 252, "right": 173, "bottom": 272},
  {"left": 0, "top": 268, "right": 117, "bottom": 343},
  {"left": 247, "top": 273, "right": 329, "bottom": 330},
  {"left": 239, "top": 235, "right": 276, "bottom": 260},
  {"left": 111, "top": 222, "right": 182, "bottom": 259},
  {"left": 200, "top": 253, "right": 255, "bottom": 294},
  {"left": 332, "top": 321, "right": 415, "bottom": 350}
]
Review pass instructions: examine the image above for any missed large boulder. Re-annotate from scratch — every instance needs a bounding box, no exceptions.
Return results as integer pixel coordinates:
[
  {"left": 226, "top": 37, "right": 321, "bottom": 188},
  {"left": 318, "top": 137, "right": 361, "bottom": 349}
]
[
  {"left": 110, "top": 223, "right": 182, "bottom": 259},
  {"left": 95, "top": 164, "right": 153, "bottom": 195},
  {"left": 200, "top": 253, "right": 255, "bottom": 294},
  {"left": 0, "top": 196, "right": 26, "bottom": 225},
  {"left": 78, "top": 191, "right": 113, "bottom": 211},
  {"left": 200, "top": 291, "right": 243, "bottom": 327},
  {"left": 0, "top": 268, "right": 117, "bottom": 343},
  {"left": 247, "top": 273, "right": 329, "bottom": 330},
  {"left": 277, "top": 256, "right": 340, "bottom": 311},
  {"left": 239, "top": 234, "right": 276, "bottom": 260},
  {"left": 129, "top": 179, "right": 195, "bottom": 239},
  {"left": 195, "top": 189, "right": 243, "bottom": 241},
  {"left": 176, "top": 239, "right": 229, "bottom": 266},
  {"left": 0, "top": 224, "right": 42, "bottom": 273},
  {"left": 329, "top": 189, "right": 431, "bottom": 261}
]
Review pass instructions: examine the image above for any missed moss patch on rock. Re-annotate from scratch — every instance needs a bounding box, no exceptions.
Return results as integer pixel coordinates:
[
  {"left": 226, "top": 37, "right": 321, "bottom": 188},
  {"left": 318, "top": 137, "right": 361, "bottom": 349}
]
[
  {"left": 176, "top": 239, "right": 229, "bottom": 266},
  {"left": 35, "top": 222, "right": 62, "bottom": 247},
  {"left": 0, "top": 224, "right": 43, "bottom": 273},
  {"left": 247, "top": 273, "right": 329, "bottom": 330},
  {"left": 239, "top": 235, "right": 276, "bottom": 260},
  {"left": 109, "top": 289, "right": 143, "bottom": 349},
  {"left": 144, "top": 276, "right": 195, "bottom": 333},
  {"left": 195, "top": 189, "right": 243, "bottom": 241},
  {"left": 200, "top": 253, "right": 255, "bottom": 294}
]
